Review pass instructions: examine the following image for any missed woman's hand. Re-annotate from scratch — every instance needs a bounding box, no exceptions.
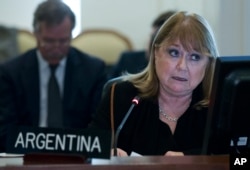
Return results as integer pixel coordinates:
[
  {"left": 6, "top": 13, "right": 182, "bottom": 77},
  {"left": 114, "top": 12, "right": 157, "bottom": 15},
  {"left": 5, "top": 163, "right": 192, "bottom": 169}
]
[
  {"left": 111, "top": 148, "right": 128, "bottom": 157},
  {"left": 164, "top": 151, "right": 184, "bottom": 156},
  {"left": 111, "top": 149, "right": 184, "bottom": 157}
]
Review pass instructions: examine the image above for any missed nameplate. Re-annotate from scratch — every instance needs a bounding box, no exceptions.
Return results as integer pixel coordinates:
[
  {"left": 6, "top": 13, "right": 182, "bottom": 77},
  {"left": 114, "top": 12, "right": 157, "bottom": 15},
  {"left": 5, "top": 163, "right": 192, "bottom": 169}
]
[{"left": 6, "top": 126, "right": 111, "bottom": 159}]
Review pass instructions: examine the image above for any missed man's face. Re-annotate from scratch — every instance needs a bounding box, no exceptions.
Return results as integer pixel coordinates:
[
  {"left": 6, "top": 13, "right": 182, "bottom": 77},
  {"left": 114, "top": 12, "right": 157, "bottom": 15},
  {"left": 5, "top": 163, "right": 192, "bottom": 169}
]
[{"left": 35, "top": 16, "right": 72, "bottom": 65}]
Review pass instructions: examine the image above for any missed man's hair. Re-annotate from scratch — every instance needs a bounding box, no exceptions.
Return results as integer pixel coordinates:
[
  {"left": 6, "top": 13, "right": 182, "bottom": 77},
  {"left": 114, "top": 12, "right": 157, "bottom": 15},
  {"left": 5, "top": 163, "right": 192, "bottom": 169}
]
[
  {"left": 33, "top": 0, "right": 75, "bottom": 32},
  {"left": 147, "top": 11, "right": 176, "bottom": 57},
  {"left": 152, "top": 11, "right": 176, "bottom": 28}
]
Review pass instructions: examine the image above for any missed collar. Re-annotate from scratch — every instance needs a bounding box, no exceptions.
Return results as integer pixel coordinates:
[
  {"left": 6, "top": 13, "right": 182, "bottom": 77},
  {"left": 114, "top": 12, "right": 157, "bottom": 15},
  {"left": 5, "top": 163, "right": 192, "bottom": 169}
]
[{"left": 36, "top": 50, "right": 67, "bottom": 70}]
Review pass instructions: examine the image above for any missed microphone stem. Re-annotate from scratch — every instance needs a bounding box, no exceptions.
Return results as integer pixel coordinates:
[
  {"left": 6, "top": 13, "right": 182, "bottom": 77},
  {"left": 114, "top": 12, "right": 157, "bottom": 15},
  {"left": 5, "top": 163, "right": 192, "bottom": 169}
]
[{"left": 113, "top": 104, "right": 136, "bottom": 156}]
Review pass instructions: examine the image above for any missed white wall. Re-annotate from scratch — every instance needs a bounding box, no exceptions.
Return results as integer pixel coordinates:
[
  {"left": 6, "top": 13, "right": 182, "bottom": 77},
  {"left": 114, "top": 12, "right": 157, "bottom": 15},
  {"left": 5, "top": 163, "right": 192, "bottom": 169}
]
[
  {"left": 243, "top": 0, "right": 250, "bottom": 55},
  {"left": 81, "top": 0, "right": 209, "bottom": 50},
  {"left": 0, "top": 0, "right": 249, "bottom": 55},
  {"left": 0, "top": 0, "right": 39, "bottom": 30},
  {"left": 217, "top": 0, "right": 246, "bottom": 56}
]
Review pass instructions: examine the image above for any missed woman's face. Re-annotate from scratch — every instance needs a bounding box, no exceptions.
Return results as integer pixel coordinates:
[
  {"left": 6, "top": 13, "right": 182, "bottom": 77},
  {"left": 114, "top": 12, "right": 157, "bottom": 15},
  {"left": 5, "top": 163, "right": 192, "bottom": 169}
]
[{"left": 155, "top": 39, "right": 209, "bottom": 97}]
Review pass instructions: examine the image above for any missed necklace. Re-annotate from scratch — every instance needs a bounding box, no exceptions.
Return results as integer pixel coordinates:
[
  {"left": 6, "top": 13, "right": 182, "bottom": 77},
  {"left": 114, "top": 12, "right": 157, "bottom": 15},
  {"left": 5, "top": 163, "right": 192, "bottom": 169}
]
[{"left": 159, "top": 108, "right": 179, "bottom": 122}]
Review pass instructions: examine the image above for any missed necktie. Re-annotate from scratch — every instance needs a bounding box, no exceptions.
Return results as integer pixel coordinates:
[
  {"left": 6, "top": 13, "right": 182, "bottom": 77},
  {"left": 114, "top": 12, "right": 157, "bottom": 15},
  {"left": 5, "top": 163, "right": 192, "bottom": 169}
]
[{"left": 47, "top": 64, "right": 63, "bottom": 128}]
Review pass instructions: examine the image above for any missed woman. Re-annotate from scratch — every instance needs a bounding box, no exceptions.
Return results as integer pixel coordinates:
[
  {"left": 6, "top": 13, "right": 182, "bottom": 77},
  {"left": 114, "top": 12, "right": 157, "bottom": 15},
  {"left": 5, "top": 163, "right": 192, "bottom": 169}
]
[{"left": 89, "top": 11, "right": 219, "bottom": 156}]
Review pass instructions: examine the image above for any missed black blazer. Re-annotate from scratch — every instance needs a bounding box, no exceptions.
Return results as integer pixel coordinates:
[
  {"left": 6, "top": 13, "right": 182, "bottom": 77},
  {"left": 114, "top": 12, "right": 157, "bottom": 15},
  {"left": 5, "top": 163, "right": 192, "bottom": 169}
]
[
  {"left": 109, "top": 51, "right": 147, "bottom": 79},
  {"left": 0, "top": 47, "right": 107, "bottom": 151},
  {"left": 90, "top": 81, "right": 207, "bottom": 155}
]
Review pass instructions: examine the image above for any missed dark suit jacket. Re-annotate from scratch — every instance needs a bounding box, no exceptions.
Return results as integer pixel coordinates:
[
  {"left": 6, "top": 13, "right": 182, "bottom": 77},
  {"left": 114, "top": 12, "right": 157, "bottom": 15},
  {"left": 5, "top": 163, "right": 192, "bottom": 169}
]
[
  {"left": 0, "top": 47, "right": 107, "bottom": 151},
  {"left": 109, "top": 51, "right": 147, "bottom": 79}
]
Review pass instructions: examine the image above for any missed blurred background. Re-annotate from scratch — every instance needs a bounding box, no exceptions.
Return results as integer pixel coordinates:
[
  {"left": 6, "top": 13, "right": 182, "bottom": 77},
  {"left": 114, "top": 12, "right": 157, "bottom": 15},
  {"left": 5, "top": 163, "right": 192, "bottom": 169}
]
[{"left": 0, "top": 0, "right": 249, "bottom": 56}]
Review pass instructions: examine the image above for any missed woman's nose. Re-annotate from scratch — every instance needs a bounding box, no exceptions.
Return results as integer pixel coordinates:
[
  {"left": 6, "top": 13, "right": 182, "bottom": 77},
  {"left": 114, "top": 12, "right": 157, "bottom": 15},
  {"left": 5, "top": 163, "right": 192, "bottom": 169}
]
[{"left": 177, "top": 56, "right": 188, "bottom": 70}]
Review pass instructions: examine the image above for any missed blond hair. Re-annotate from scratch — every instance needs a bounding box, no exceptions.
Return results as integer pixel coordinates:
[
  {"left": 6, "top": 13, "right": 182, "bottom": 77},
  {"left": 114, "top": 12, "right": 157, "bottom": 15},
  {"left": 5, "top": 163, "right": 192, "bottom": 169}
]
[{"left": 122, "top": 11, "right": 219, "bottom": 108}]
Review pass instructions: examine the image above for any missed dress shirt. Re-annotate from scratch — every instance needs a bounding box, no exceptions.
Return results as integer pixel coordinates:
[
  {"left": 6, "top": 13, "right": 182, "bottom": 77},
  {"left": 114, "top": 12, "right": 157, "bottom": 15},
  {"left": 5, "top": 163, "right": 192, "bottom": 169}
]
[{"left": 37, "top": 50, "right": 66, "bottom": 127}]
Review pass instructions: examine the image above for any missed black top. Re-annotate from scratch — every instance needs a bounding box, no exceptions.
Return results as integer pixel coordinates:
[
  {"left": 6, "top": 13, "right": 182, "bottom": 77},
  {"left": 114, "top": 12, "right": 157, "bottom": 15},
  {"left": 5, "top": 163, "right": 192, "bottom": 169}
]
[{"left": 90, "top": 81, "right": 207, "bottom": 155}]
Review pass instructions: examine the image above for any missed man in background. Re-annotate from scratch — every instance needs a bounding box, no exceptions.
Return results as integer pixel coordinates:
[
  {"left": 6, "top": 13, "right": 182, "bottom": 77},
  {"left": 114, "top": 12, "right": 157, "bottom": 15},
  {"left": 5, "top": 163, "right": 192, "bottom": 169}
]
[
  {"left": 109, "top": 11, "right": 176, "bottom": 79},
  {"left": 0, "top": 0, "right": 107, "bottom": 152}
]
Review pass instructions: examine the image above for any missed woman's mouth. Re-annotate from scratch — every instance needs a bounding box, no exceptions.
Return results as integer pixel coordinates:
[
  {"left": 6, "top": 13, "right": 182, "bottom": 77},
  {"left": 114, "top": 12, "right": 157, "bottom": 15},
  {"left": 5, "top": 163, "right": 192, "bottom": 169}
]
[{"left": 172, "top": 76, "right": 188, "bottom": 81}]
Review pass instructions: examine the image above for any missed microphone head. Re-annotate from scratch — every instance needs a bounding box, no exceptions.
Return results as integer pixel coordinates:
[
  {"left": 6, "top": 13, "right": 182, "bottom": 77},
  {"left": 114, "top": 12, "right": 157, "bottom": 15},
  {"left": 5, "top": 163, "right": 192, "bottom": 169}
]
[{"left": 132, "top": 96, "right": 140, "bottom": 105}]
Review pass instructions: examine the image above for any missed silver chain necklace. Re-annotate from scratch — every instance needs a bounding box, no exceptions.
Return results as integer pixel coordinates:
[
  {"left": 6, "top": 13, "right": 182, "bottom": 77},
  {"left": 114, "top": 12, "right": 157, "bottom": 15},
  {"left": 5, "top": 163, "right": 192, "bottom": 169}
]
[{"left": 159, "top": 108, "right": 179, "bottom": 122}]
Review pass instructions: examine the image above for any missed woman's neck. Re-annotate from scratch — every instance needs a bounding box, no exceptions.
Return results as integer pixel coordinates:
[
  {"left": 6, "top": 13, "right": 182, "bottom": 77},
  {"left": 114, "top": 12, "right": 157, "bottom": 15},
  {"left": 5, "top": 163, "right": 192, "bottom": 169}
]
[{"left": 158, "top": 91, "right": 192, "bottom": 119}]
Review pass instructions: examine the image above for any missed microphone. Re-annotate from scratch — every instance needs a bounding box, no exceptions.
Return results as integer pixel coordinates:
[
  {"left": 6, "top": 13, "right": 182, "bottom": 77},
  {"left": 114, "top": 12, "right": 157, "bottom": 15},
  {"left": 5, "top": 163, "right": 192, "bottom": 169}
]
[{"left": 113, "top": 96, "right": 140, "bottom": 156}]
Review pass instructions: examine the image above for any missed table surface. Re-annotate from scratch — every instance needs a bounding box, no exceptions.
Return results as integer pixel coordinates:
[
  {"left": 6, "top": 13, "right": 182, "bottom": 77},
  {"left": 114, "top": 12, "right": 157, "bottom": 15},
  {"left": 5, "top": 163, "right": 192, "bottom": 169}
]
[{"left": 0, "top": 154, "right": 229, "bottom": 170}]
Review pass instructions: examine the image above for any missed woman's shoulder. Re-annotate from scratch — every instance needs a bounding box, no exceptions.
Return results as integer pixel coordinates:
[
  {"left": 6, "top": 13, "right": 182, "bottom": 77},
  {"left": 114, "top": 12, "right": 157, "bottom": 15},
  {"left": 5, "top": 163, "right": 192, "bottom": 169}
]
[
  {"left": 113, "top": 80, "right": 137, "bottom": 94},
  {"left": 112, "top": 80, "right": 138, "bottom": 102}
]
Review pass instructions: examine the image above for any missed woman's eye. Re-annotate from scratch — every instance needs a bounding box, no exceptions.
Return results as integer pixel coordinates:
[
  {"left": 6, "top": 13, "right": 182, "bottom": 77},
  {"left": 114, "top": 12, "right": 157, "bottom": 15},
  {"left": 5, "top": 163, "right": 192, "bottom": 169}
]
[
  {"left": 190, "top": 54, "right": 201, "bottom": 61},
  {"left": 168, "top": 49, "right": 179, "bottom": 57}
]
